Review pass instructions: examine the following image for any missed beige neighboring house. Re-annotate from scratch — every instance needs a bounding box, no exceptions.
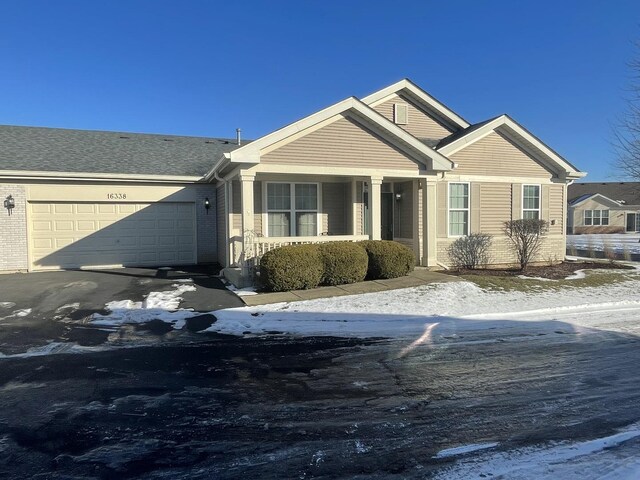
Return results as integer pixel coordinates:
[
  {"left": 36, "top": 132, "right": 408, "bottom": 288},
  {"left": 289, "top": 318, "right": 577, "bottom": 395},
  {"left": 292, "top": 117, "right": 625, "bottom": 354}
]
[
  {"left": 567, "top": 182, "right": 640, "bottom": 234},
  {"left": 0, "top": 79, "right": 585, "bottom": 283}
]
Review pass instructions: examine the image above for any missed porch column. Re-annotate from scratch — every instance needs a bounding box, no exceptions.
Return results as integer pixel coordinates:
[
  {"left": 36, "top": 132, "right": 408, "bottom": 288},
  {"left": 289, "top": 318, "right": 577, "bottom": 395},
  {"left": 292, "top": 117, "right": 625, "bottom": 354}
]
[
  {"left": 421, "top": 178, "right": 438, "bottom": 267},
  {"left": 239, "top": 172, "right": 255, "bottom": 235},
  {"left": 351, "top": 179, "right": 359, "bottom": 235},
  {"left": 239, "top": 172, "right": 255, "bottom": 269},
  {"left": 369, "top": 176, "right": 383, "bottom": 240}
]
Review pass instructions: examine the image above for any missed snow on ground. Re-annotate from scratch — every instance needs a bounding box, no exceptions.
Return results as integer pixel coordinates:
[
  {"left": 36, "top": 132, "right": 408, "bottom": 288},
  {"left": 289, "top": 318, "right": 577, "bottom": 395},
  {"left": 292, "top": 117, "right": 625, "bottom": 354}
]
[
  {"left": 206, "top": 271, "right": 640, "bottom": 338},
  {"left": 567, "top": 233, "right": 640, "bottom": 254},
  {"left": 91, "top": 283, "right": 197, "bottom": 330},
  {"left": 0, "top": 342, "right": 110, "bottom": 358},
  {"left": 433, "top": 424, "right": 640, "bottom": 480},
  {"left": 0, "top": 308, "right": 32, "bottom": 322}
]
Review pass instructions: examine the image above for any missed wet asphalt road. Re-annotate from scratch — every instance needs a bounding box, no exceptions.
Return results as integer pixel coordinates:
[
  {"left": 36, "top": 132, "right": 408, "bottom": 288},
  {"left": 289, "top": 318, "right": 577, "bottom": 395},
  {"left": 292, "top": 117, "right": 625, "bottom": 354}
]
[{"left": 2, "top": 321, "right": 640, "bottom": 479}]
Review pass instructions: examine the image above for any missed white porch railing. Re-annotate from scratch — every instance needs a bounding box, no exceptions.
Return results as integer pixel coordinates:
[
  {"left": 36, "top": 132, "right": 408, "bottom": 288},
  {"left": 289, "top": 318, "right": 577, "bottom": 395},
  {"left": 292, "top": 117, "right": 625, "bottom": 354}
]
[{"left": 252, "top": 235, "right": 370, "bottom": 259}]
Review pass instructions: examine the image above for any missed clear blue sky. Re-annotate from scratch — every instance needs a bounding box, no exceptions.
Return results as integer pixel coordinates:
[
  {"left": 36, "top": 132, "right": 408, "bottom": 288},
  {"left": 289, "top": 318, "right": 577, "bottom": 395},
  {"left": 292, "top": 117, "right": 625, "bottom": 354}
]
[{"left": 1, "top": 0, "right": 639, "bottom": 181}]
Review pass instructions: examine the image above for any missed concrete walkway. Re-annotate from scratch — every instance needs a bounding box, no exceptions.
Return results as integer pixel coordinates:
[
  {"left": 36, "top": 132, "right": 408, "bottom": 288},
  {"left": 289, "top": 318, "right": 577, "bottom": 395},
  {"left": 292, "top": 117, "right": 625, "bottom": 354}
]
[{"left": 241, "top": 269, "right": 459, "bottom": 306}]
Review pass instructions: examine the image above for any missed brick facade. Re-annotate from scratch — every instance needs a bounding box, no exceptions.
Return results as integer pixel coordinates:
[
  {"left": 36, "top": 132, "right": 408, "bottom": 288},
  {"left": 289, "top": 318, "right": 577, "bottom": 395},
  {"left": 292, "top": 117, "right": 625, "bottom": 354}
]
[{"left": 0, "top": 184, "right": 28, "bottom": 271}]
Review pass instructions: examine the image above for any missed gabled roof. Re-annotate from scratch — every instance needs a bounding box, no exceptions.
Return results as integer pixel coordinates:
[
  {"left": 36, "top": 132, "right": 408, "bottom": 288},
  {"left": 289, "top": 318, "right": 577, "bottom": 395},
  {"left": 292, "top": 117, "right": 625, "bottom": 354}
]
[
  {"left": 568, "top": 193, "right": 625, "bottom": 208},
  {"left": 436, "top": 115, "right": 586, "bottom": 179},
  {"left": 568, "top": 182, "right": 640, "bottom": 207},
  {"left": 361, "top": 78, "right": 470, "bottom": 131},
  {"left": 210, "top": 96, "right": 454, "bottom": 177},
  {"left": 0, "top": 125, "right": 246, "bottom": 180}
]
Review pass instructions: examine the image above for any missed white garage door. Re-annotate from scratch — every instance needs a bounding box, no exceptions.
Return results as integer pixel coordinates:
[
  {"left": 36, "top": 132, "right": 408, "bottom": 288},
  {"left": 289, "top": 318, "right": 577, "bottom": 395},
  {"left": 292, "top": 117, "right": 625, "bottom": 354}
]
[{"left": 29, "top": 202, "right": 196, "bottom": 270}]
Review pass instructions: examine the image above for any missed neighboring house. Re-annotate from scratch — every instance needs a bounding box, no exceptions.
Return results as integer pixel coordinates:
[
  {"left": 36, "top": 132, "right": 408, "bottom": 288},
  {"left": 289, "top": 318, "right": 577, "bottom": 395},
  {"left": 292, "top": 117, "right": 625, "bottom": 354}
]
[
  {"left": 0, "top": 79, "right": 585, "bottom": 282},
  {"left": 567, "top": 182, "right": 640, "bottom": 234}
]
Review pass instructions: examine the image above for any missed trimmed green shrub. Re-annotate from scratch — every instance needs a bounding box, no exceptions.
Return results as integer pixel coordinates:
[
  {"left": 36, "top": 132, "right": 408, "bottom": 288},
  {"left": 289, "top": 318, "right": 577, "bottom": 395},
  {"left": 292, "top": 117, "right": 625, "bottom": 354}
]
[
  {"left": 259, "top": 244, "right": 323, "bottom": 292},
  {"left": 319, "top": 242, "right": 368, "bottom": 285},
  {"left": 360, "top": 240, "right": 415, "bottom": 279}
]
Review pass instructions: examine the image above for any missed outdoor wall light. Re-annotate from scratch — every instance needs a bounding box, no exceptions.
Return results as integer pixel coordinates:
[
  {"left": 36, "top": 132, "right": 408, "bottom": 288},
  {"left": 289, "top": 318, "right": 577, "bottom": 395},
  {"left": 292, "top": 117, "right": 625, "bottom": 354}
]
[
  {"left": 4, "top": 195, "right": 15, "bottom": 215},
  {"left": 395, "top": 193, "right": 402, "bottom": 201},
  {"left": 204, "top": 197, "right": 211, "bottom": 214}
]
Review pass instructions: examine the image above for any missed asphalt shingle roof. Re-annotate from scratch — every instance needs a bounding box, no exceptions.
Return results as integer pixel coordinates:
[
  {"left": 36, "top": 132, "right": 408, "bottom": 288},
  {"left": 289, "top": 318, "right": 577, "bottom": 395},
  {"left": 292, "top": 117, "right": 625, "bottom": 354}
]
[
  {"left": 568, "top": 182, "right": 640, "bottom": 207},
  {"left": 0, "top": 125, "right": 248, "bottom": 177}
]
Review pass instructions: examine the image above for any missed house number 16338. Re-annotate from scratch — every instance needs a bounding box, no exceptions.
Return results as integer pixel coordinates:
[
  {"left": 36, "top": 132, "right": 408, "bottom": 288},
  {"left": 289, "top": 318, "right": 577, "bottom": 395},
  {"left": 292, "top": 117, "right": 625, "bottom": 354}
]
[{"left": 107, "top": 193, "right": 127, "bottom": 200}]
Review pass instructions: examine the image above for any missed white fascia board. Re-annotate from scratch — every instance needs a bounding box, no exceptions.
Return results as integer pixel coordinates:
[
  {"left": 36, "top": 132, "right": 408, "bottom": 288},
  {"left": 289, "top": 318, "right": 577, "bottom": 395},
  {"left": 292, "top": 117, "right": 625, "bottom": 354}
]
[
  {"left": 227, "top": 96, "right": 453, "bottom": 172},
  {"left": 437, "top": 115, "right": 586, "bottom": 179},
  {"left": 0, "top": 170, "right": 203, "bottom": 183},
  {"left": 361, "top": 79, "right": 470, "bottom": 129}
]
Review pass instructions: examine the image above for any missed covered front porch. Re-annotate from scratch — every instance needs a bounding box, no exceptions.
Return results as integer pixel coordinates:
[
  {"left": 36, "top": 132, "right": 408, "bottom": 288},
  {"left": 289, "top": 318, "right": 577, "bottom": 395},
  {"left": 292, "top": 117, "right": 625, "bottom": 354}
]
[{"left": 219, "top": 171, "right": 438, "bottom": 276}]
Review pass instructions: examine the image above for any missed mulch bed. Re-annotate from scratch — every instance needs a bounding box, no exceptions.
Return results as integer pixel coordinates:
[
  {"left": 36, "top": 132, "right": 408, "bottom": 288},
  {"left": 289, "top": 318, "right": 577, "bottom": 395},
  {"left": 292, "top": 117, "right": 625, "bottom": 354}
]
[{"left": 445, "top": 261, "right": 634, "bottom": 280}]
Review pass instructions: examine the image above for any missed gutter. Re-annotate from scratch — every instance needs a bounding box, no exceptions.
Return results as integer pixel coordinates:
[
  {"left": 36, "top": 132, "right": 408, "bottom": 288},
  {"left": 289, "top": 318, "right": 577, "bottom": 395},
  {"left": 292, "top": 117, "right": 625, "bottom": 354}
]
[{"left": 0, "top": 170, "right": 202, "bottom": 184}]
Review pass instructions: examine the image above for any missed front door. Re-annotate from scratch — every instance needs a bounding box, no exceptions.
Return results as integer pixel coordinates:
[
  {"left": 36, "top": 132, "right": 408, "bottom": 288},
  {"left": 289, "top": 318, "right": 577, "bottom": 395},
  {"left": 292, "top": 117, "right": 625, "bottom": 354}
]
[
  {"left": 381, "top": 192, "right": 394, "bottom": 240},
  {"left": 627, "top": 213, "right": 637, "bottom": 232}
]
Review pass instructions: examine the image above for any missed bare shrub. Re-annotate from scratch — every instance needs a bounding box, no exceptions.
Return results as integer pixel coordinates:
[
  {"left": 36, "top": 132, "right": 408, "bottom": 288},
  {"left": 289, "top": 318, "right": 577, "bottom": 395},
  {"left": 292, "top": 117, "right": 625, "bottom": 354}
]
[
  {"left": 447, "top": 233, "right": 493, "bottom": 270},
  {"left": 503, "top": 219, "right": 549, "bottom": 271}
]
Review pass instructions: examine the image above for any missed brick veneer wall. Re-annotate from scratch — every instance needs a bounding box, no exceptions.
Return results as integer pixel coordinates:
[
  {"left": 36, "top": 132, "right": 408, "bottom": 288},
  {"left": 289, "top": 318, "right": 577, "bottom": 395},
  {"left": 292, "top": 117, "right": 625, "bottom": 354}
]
[{"left": 0, "top": 184, "right": 28, "bottom": 271}]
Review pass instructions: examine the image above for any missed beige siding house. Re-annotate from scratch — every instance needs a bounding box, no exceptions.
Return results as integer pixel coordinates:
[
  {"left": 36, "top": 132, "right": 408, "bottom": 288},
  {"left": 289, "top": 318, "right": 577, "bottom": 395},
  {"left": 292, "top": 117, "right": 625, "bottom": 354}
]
[
  {"left": 211, "top": 79, "right": 585, "bottom": 285},
  {"left": 567, "top": 182, "right": 640, "bottom": 234},
  {"left": 0, "top": 79, "right": 585, "bottom": 280}
]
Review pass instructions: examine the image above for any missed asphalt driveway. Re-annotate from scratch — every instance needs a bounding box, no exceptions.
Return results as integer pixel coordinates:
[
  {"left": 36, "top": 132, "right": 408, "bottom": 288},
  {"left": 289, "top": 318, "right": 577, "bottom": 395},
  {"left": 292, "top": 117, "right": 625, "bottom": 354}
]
[{"left": 0, "top": 266, "right": 243, "bottom": 355}]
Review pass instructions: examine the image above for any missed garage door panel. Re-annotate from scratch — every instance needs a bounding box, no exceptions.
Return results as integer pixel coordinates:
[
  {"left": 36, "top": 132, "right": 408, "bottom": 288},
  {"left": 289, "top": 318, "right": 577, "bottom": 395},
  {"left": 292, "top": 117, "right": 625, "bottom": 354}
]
[{"left": 29, "top": 202, "right": 197, "bottom": 270}]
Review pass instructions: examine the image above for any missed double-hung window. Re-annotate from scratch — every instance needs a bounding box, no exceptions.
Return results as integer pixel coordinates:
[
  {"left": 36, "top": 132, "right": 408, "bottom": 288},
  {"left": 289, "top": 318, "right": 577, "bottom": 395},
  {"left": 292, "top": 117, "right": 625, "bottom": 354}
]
[
  {"left": 266, "top": 183, "right": 318, "bottom": 237},
  {"left": 584, "top": 209, "right": 609, "bottom": 226},
  {"left": 522, "top": 185, "right": 541, "bottom": 219},
  {"left": 448, "top": 183, "right": 469, "bottom": 236}
]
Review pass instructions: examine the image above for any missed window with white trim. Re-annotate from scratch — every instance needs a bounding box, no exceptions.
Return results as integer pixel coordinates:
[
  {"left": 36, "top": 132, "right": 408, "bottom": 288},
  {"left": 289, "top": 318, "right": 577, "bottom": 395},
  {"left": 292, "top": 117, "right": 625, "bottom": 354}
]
[
  {"left": 448, "top": 183, "right": 469, "bottom": 236},
  {"left": 522, "top": 185, "right": 541, "bottom": 219},
  {"left": 584, "top": 209, "right": 609, "bottom": 226},
  {"left": 266, "top": 183, "right": 318, "bottom": 237}
]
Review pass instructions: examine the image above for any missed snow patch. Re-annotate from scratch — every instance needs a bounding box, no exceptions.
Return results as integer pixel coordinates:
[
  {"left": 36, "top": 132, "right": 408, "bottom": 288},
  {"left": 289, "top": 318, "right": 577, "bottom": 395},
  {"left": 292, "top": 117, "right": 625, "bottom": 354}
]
[
  {"left": 0, "top": 302, "right": 16, "bottom": 309},
  {"left": 565, "top": 269, "right": 586, "bottom": 280},
  {"left": 434, "top": 442, "right": 499, "bottom": 458},
  {"left": 91, "top": 283, "right": 198, "bottom": 329},
  {"left": 434, "top": 424, "right": 640, "bottom": 479},
  {"left": 225, "top": 284, "right": 258, "bottom": 296},
  {"left": 0, "top": 308, "right": 32, "bottom": 322},
  {"left": 0, "top": 342, "right": 108, "bottom": 358}
]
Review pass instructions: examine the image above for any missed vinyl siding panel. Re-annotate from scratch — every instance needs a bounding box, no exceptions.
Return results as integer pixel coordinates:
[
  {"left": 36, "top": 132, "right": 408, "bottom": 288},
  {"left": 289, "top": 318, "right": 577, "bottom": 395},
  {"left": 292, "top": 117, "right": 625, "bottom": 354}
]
[
  {"left": 253, "top": 182, "right": 262, "bottom": 236},
  {"left": 373, "top": 94, "right": 454, "bottom": 140},
  {"left": 480, "top": 183, "right": 512, "bottom": 234},
  {"left": 436, "top": 182, "right": 448, "bottom": 238},
  {"left": 450, "top": 131, "right": 554, "bottom": 178},
  {"left": 356, "top": 181, "right": 364, "bottom": 235},
  {"left": 216, "top": 185, "right": 227, "bottom": 266},
  {"left": 393, "top": 181, "right": 413, "bottom": 239},
  {"left": 231, "top": 180, "right": 241, "bottom": 232},
  {"left": 548, "top": 184, "right": 564, "bottom": 235},
  {"left": 262, "top": 116, "right": 421, "bottom": 171},
  {"left": 470, "top": 183, "right": 481, "bottom": 234},
  {"left": 322, "top": 183, "right": 349, "bottom": 235}
]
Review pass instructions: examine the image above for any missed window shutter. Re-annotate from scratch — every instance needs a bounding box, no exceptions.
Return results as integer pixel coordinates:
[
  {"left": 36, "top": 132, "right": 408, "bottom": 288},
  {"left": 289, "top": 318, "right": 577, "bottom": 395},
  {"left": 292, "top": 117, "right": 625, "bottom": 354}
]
[
  {"left": 394, "top": 103, "right": 409, "bottom": 125},
  {"left": 437, "top": 182, "right": 448, "bottom": 238},
  {"left": 470, "top": 183, "right": 481, "bottom": 233},
  {"left": 511, "top": 184, "right": 522, "bottom": 220}
]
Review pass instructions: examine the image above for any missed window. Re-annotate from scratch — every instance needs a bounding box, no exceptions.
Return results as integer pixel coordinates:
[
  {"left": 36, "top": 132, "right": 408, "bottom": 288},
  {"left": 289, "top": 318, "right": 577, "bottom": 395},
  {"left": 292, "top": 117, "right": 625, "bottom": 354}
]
[
  {"left": 449, "top": 183, "right": 469, "bottom": 236},
  {"left": 522, "top": 185, "right": 540, "bottom": 219},
  {"left": 584, "top": 209, "right": 609, "bottom": 226},
  {"left": 266, "top": 183, "right": 318, "bottom": 237}
]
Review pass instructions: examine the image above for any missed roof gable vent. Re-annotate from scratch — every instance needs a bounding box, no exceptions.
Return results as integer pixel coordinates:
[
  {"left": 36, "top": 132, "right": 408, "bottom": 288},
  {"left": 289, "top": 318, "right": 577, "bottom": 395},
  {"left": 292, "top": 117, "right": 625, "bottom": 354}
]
[{"left": 394, "top": 103, "right": 409, "bottom": 125}]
